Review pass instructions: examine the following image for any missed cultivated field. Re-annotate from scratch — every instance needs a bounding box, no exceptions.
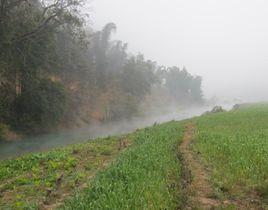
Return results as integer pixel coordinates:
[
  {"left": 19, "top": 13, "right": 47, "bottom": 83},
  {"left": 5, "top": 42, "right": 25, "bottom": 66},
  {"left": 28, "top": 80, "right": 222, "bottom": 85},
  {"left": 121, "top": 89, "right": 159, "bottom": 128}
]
[
  {"left": 0, "top": 136, "right": 131, "bottom": 209},
  {"left": 194, "top": 104, "right": 268, "bottom": 209},
  {"left": 1, "top": 104, "right": 268, "bottom": 209},
  {"left": 0, "top": 122, "right": 184, "bottom": 209}
]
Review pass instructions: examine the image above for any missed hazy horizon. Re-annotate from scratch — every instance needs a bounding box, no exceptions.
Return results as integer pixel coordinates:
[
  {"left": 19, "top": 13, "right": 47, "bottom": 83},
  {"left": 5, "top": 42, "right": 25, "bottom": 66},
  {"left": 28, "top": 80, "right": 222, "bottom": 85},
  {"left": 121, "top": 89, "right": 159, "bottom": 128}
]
[{"left": 88, "top": 0, "right": 268, "bottom": 103}]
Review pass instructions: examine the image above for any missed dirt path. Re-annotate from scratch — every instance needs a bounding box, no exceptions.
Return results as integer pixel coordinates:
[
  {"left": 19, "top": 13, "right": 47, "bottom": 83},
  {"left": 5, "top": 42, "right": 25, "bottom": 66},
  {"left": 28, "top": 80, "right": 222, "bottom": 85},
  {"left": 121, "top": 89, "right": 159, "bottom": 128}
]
[
  {"left": 179, "top": 123, "right": 221, "bottom": 209},
  {"left": 179, "top": 123, "right": 263, "bottom": 210}
]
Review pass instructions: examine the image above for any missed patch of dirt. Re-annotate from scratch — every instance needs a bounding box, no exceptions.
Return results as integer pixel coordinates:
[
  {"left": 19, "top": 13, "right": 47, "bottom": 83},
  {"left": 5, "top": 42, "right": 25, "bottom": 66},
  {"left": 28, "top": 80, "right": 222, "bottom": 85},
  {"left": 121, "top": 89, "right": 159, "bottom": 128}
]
[
  {"left": 179, "top": 123, "right": 264, "bottom": 210},
  {"left": 179, "top": 123, "right": 220, "bottom": 209},
  {"left": 118, "top": 137, "right": 131, "bottom": 151}
]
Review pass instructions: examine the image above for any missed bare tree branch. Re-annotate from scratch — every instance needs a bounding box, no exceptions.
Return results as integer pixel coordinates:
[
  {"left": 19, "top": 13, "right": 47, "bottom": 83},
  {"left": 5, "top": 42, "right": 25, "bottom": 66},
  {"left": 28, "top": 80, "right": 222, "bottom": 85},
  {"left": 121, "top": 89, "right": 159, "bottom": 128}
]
[
  {"left": 11, "top": 1, "right": 77, "bottom": 43},
  {"left": 41, "top": 0, "right": 59, "bottom": 17}
]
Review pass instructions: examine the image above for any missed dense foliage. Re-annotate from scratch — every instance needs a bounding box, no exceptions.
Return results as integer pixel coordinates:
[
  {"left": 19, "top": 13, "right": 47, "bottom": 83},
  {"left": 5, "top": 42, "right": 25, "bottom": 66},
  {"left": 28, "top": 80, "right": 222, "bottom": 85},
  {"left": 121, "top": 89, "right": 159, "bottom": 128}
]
[
  {"left": 0, "top": 0, "right": 203, "bottom": 136},
  {"left": 14, "top": 79, "right": 67, "bottom": 133}
]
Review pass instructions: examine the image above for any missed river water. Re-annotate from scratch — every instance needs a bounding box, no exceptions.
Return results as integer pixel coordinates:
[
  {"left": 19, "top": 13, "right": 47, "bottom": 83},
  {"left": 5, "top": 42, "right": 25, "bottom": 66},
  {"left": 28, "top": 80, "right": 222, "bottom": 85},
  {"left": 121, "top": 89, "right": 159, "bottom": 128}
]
[{"left": 0, "top": 106, "right": 214, "bottom": 160}]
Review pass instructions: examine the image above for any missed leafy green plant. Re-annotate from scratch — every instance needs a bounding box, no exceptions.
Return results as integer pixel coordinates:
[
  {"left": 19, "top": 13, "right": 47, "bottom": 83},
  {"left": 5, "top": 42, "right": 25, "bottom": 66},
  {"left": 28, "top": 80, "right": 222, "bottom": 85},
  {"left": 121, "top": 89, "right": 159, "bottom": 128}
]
[{"left": 0, "top": 133, "right": 128, "bottom": 209}]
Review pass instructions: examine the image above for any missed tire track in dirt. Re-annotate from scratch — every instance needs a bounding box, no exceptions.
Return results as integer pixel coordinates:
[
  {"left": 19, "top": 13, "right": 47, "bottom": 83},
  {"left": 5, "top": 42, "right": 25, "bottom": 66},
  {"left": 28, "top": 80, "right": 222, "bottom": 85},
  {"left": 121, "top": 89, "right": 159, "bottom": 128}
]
[{"left": 179, "top": 122, "right": 263, "bottom": 210}]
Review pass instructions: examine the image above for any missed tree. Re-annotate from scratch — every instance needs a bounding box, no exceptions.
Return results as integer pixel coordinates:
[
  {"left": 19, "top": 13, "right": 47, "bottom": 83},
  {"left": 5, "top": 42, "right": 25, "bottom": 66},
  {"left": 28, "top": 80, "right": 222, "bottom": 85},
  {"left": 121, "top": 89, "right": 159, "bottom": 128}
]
[
  {"left": 190, "top": 76, "right": 203, "bottom": 102},
  {"left": 91, "top": 22, "right": 116, "bottom": 89},
  {"left": 0, "top": 7, "right": 204, "bottom": 136},
  {"left": 14, "top": 79, "right": 67, "bottom": 133},
  {"left": 0, "top": 0, "right": 85, "bottom": 94},
  {"left": 107, "top": 40, "right": 128, "bottom": 73},
  {"left": 161, "top": 66, "right": 203, "bottom": 104},
  {"left": 121, "top": 55, "right": 156, "bottom": 101},
  {"left": 0, "top": 0, "right": 85, "bottom": 132}
]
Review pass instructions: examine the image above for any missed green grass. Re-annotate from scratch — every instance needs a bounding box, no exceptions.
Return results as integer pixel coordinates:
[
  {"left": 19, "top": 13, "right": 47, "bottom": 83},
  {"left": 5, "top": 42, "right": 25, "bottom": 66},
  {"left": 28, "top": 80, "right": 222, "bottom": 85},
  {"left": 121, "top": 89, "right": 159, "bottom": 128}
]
[
  {"left": 5, "top": 104, "right": 268, "bottom": 209},
  {"left": 0, "top": 136, "right": 128, "bottom": 209},
  {"left": 61, "top": 121, "right": 183, "bottom": 210},
  {"left": 0, "top": 121, "right": 183, "bottom": 210},
  {"left": 194, "top": 104, "right": 268, "bottom": 204}
]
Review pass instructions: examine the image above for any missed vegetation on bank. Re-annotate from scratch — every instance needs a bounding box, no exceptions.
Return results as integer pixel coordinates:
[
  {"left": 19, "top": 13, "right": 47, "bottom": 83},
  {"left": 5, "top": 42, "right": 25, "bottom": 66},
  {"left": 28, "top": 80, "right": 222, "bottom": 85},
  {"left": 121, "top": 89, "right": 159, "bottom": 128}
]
[
  {"left": 2, "top": 104, "right": 268, "bottom": 209},
  {"left": 194, "top": 104, "right": 268, "bottom": 207},
  {"left": 0, "top": 136, "right": 131, "bottom": 209},
  {"left": 0, "top": 0, "right": 203, "bottom": 139},
  {"left": 0, "top": 121, "right": 183, "bottom": 209},
  {"left": 61, "top": 122, "right": 183, "bottom": 210}
]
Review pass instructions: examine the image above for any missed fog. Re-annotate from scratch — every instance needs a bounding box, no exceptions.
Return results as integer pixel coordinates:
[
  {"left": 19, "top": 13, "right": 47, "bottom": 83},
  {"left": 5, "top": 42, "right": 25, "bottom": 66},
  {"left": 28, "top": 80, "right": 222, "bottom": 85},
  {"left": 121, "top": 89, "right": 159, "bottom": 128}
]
[
  {"left": 90, "top": 0, "right": 268, "bottom": 102},
  {"left": 1, "top": 0, "right": 266, "bottom": 158},
  {"left": 0, "top": 106, "right": 214, "bottom": 159}
]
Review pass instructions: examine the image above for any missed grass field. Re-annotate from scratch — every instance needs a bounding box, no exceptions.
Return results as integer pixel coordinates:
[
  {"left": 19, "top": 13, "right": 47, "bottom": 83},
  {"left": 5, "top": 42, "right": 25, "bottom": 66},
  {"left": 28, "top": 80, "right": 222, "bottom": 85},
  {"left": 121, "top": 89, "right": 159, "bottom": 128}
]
[
  {"left": 0, "top": 121, "right": 184, "bottom": 210},
  {"left": 194, "top": 104, "right": 268, "bottom": 206},
  {"left": 1, "top": 104, "right": 268, "bottom": 209},
  {"left": 61, "top": 122, "right": 183, "bottom": 210}
]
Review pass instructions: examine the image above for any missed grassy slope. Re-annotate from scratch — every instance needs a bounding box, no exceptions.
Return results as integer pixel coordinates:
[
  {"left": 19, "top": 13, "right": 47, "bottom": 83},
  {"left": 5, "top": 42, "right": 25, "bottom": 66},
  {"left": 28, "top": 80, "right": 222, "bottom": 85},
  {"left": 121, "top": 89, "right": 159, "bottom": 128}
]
[
  {"left": 0, "top": 136, "right": 131, "bottom": 209},
  {"left": 61, "top": 121, "right": 183, "bottom": 210},
  {"left": 194, "top": 104, "right": 268, "bottom": 205},
  {"left": 2, "top": 104, "right": 268, "bottom": 210},
  {"left": 0, "top": 121, "right": 184, "bottom": 210}
]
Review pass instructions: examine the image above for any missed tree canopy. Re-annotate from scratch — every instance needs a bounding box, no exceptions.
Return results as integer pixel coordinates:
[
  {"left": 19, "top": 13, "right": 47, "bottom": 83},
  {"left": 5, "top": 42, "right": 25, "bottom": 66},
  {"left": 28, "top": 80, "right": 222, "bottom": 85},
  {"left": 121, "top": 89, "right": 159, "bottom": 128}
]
[{"left": 0, "top": 0, "right": 203, "bottom": 138}]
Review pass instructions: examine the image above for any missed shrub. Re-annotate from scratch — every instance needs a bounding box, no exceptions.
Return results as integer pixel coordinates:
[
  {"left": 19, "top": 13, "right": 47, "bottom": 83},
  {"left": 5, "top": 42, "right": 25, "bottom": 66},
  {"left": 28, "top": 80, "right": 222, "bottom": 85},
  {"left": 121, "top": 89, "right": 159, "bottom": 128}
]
[
  {"left": 0, "top": 123, "right": 10, "bottom": 141},
  {"left": 14, "top": 79, "right": 67, "bottom": 133}
]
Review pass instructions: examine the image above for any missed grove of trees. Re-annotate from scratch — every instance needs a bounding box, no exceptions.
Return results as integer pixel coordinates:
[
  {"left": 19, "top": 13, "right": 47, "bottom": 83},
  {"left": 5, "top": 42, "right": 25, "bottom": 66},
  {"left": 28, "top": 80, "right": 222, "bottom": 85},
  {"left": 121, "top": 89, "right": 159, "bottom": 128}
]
[{"left": 0, "top": 0, "right": 203, "bottom": 139}]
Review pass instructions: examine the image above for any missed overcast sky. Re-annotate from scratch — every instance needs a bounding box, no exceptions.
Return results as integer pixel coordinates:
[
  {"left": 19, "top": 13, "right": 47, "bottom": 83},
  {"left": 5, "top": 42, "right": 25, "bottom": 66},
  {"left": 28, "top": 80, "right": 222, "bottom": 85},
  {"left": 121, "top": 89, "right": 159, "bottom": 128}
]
[{"left": 87, "top": 0, "right": 268, "bottom": 102}]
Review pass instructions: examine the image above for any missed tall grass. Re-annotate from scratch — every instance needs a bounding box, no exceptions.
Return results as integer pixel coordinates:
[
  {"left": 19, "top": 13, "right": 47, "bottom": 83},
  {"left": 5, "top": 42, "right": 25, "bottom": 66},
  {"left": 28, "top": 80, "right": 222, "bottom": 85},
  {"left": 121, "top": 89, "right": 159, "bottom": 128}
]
[{"left": 61, "top": 121, "right": 183, "bottom": 210}]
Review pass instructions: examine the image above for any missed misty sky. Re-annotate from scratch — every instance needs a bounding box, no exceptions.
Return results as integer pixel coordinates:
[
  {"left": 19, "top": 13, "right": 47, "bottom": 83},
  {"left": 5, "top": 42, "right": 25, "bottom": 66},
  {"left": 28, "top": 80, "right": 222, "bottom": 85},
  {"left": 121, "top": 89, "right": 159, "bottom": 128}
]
[{"left": 88, "top": 0, "right": 268, "bottom": 102}]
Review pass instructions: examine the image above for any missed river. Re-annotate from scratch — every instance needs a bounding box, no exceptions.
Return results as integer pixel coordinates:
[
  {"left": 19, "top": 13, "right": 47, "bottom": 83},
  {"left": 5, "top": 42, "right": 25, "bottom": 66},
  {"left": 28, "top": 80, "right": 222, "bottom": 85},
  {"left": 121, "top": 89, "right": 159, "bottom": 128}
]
[{"left": 0, "top": 106, "right": 217, "bottom": 160}]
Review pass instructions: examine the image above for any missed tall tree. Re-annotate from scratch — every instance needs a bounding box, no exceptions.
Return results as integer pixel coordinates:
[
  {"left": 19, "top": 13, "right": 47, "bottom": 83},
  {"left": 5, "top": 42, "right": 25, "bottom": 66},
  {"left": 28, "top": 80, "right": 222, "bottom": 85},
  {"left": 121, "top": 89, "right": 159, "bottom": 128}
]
[{"left": 92, "top": 22, "right": 116, "bottom": 89}]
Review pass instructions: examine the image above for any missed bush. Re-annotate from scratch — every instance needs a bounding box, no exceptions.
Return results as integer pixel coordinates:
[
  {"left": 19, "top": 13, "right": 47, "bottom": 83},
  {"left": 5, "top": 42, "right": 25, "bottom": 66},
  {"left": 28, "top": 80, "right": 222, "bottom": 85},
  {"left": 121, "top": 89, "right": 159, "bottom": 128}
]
[
  {"left": 14, "top": 79, "right": 67, "bottom": 133},
  {"left": 0, "top": 83, "right": 14, "bottom": 123},
  {"left": 0, "top": 123, "right": 10, "bottom": 141}
]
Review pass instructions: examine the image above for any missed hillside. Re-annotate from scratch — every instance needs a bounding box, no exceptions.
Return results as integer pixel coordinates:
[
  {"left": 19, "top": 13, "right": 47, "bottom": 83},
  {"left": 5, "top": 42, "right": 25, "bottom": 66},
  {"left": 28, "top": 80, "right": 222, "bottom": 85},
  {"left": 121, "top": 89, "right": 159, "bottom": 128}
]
[
  {"left": 0, "top": 0, "right": 203, "bottom": 139},
  {"left": 0, "top": 104, "right": 268, "bottom": 209}
]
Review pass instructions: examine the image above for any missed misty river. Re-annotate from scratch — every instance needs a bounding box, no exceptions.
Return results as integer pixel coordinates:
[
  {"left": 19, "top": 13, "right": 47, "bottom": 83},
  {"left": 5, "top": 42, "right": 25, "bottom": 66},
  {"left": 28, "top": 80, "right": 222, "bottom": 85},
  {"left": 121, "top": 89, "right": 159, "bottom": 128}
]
[{"left": 0, "top": 106, "right": 216, "bottom": 160}]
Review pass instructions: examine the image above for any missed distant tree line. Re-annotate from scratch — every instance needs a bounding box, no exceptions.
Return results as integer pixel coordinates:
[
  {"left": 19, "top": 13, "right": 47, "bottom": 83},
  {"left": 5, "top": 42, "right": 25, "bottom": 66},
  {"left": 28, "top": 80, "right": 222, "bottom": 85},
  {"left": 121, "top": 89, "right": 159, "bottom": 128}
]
[{"left": 0, "top": 0, "right": 203, "bottom": 138}]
